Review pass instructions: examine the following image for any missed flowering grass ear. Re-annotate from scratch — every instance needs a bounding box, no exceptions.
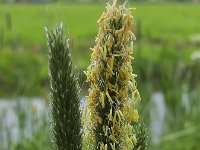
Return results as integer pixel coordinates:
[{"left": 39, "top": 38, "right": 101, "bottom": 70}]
[{"left": 83, "top": 0, "right": 145, "bottom": 149}]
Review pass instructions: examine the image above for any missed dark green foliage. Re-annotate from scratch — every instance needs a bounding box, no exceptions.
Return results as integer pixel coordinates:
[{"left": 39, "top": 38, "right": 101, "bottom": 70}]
[
  {"left": 134, "top": 123, "right": 148, "bottom": 150},
  {"left": 0, "top": 49, "right": 48, "bottom": 97},
  {"left": 46, "top": 23, "right": 82, "bottom": 150}
]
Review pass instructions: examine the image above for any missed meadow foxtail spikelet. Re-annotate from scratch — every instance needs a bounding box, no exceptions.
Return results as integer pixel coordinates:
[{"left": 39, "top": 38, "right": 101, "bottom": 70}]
[{"left": 84, "top": 0, "right": 141, "bottom": 149}]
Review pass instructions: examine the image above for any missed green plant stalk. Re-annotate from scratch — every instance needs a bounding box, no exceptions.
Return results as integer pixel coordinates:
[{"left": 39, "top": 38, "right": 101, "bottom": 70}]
[
  {"left": 84, "top": 0, "right": 141, "bottom": 149},
  {"left": 47, "top": 24, "right": 82, "bottom": 150}
]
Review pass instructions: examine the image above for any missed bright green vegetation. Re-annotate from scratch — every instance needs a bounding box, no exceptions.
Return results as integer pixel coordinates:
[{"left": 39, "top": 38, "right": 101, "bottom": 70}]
[
  {"left": 0, "top": 3, "right": 200, "bottom": 43},
  {"left": 0, "top": 3, "right": 200, "bottom": 150},
  {"left": 0, "top": 49, "right": 47, "bottom": 97},
  {"left": 0, "top": 3, "right": 199, "bottom": 96},
  {"left": 0, "top": 3, "right": 200, "bottom": 63}
]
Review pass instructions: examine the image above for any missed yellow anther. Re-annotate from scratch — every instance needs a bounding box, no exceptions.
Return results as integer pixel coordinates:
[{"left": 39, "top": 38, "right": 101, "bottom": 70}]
[
  {"left": 128, "top": 31, "right": 136, "bottom": 40},
  {"left": 129, "top": 55, "right": 134, "bottom": 60},
  {"left": 113, "top": 111, "right": 117, "bottom": 124},
  {"left": 105, "top": 144, "right": 108, "bottom": 150},
  {"left": 96, "top": 116, "right": 102, "bottom": 124},
  {"left": 109, "top": 135, "right": 119, "bottom": 144},
  {"left": 109, "top": 56, "right": 114, "bottom": 71},
  {"left": 110, "top": 143, "right": 116, "bottom": 150},
  {"left": 116, "top": 111, "right": 121, "bottom": 123},
  {"left": 86, "top": 145, "right": 90, "bottom": 150},
  {"left": 118, "top": 110, "right": 124, "bottom": 120},
  {"left": 108, "top": 108, "right": 113, "bottom": 121},
  {"left": 133, "top": 110, "right": 139, "bottom": 122},
  {"left": 105, "top": 126, "right": 108, "bottom": 136},
  {"left": 106, "top": 91, "right": 114, "bottom": 104},
  {"left": 100, "top": 92, "right": 105, "bottom": 108},
  {"left": 126, "top": 138, "right": 134, "bottom": 148},
  {"left": 100, "top": 143, "right": 104, "bottom": 150},
  {"left": 106, "top": 35, "right": 114, "bottom": 48}
]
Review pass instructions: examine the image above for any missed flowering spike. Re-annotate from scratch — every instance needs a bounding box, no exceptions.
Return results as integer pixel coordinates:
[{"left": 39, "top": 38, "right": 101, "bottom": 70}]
[{"left": 84, "top": 0, "right": 141, "bottom": 149}]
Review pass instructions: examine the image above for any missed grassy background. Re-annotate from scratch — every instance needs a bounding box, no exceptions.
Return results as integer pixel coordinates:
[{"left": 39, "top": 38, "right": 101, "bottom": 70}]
[
  {"left": 0, "top": 2, "right": 200, "bottom": 150},
  {"left": 0, "top": 3, "right": 200, "bottom": 97}
]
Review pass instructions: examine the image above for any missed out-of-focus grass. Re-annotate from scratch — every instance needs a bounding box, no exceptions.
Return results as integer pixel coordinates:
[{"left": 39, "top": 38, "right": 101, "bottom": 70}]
[
  {"left": 0, "top": 3, "right": 200, "bottom": 44},
  {"left": 0, "top": 3, "right": 199, "bottom": 67},
  {"left": 0, "top": 3, "right": 200, "bottom": 150},
  {"left": 0, "top": 4, "right": 103, "bottom": 45},
  {"left": 0, "top": 49, "right": 48, "bottom": 97}
]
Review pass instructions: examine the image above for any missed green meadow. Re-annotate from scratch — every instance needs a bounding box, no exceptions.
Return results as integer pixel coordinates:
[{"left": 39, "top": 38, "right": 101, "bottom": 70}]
[
  {"left": 1, "top": 3, "right": 200, "bottom": 96},
  {"left": 1, "top": 3, "right": 200, "bottom": 62},
  {"left": 0, "top": 3, "right": 200, "bottom": 149},
  {"left": 1, "top": 3, "right": 200, "bottom": 43}
]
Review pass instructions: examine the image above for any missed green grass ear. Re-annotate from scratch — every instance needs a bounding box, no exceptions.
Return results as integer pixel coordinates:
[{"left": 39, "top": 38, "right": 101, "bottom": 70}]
[
  {"left": 134, "top": 122, "right": 148, "bottom": 150},
  {"left": 46, "top": 23, "right": 82, "bottom": 150}
]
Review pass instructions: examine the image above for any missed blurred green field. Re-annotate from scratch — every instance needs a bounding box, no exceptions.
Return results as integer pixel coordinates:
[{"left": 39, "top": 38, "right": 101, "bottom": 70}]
[
  {"left": 1, "top": 3, "right": 200, "bottom": 60},
  {"left": 1, "top": 3, "right": 200, "bottom": 43},
  {"left": 0, "top": 3, "right": 200, "bottom": 150},
  {"left": 0, "top": 3, "right": 200, "bottom": 97}
]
